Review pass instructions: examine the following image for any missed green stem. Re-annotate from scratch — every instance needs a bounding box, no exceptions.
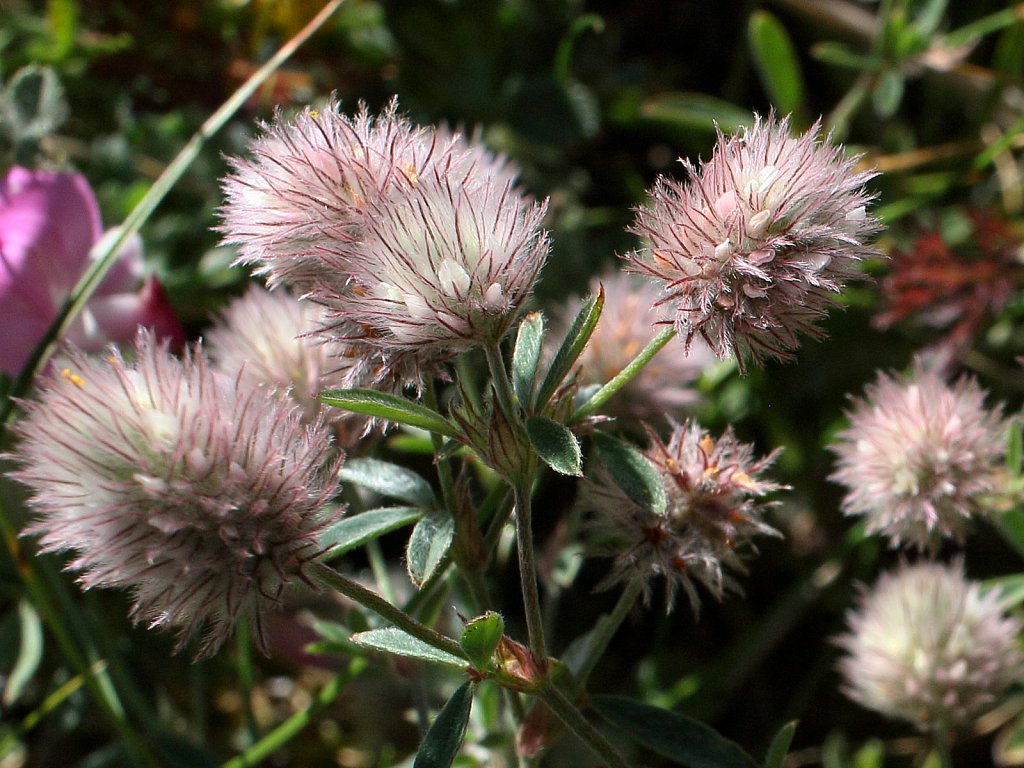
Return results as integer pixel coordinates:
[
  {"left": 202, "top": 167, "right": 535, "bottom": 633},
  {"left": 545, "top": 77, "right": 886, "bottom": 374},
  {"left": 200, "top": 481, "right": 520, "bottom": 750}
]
[
  {"left": 513, "top": 483, "right": 547, "bottom": 661},
  {"left": 573, "top": 579, "right": 644, "bottom": 692},
  {"left": 571, "top": 328, "right": 675, "bottom": 423},
  {"left": 423, "top": 379, "right": 458, "bottom": 515},
  {"left": 539, "top": 683, "right": 630, "bottom": 768},
  {"left": 309, "top": 562, "right": 468, "bottom": 662}
]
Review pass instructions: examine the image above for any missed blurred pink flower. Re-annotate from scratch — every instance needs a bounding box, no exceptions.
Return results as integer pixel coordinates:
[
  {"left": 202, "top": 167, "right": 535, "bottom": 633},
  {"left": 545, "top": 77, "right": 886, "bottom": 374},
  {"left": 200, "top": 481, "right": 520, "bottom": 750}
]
[{"left": 0, "top": 166, "right": 183, "bottom": 377}]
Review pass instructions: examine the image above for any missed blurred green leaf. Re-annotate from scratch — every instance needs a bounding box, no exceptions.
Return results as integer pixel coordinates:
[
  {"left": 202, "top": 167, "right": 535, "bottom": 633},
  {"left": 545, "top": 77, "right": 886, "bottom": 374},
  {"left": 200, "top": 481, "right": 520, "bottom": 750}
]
[
  {"left": 3, "top": 600, "right": 43, "bottom": 707},
  {"left": 811, "top": 42, "right": 878, "bottom": 71},
  {"left": 872, "top": 69, "right": 905, "bottom": 118},
  {"left": 526, "top": 416, "right": 582, "bottom": 476},
  {"left": 748, "top": 11, "right": 806, "bottom": 121},
  {"left": 2, "top": 65, "right": 68, "bottom": 141},
  {"left": 320, "top": 506, "right": 424, "bottom": 559},
  {"left": 763, "top": 721, "right": 798, "bottom": 768},
  {"left": 1008, "top": 421, "right": 1023, "bottom": 478},
  {"left": 351, "top": 628, "right": 466, "bottom": 669},
  {"left": 320, "top": 389, "right": 459, "bottom": 439},
  {"left": 339, "top": 458, "right": 437, "bottom": 507},
  {"left": 414, "top": 681, "right": 474, "bottom": 768},
  {"left": 592, "top": 695, "right": 757, "bottom": 768},
  {"left": 639, "top": 92, "right": 752, "bottom": 134},
  {"left": 994, "top": 709, "right": 1024, "bottom": 766},
  {"left": 912, "top": 0, "right": 949, "bottom": 38},
  {"left": 407, "top": 511, "right": 455, "bottom": 587},
  {"left": 592, "top": 432, "right": 666, "bottom": 516}
]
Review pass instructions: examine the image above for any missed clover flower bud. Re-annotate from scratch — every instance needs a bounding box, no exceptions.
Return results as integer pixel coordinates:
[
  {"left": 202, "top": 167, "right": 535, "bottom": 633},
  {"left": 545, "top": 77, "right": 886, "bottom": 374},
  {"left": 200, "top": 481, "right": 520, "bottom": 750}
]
[
  {"left": 627, "top": 114, "right": 879, "bottom": 371},
  {"left": 11, "top": 332, "right": 341, "bottom": 658},
  {"left": 838, "top": 561, "right": 1024, "bottom": 733},
  {"left": 585, "top": 421, "right": 782, "bottom": 611},
  {"left": 830, "top": 365, "right": 1007, "bottom": 550}
]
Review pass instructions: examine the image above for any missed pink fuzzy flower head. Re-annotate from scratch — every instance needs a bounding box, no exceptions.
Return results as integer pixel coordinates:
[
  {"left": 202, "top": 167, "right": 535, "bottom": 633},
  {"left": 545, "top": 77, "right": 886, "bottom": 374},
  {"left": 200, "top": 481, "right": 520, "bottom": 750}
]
[
  {"left": 316, "top": 165, "right": 549, "bottom": 373},
  {"left": 565, "top": 271, "right": 716, "bottom": 424},
  {"left": 627, "top": 115, "right": 879, "bottom": 371},
  {"left": 11, "top": 332, "right": 341, "bottom": 658},
  {"left": 0, "top": 167, "right": 183, "bottom": 377},
  {"left": 830, "top": 365, "right": 1007, "bottom": 551},
  {"left": 837, "top": 561, "right": 1024, "bottom": 733},
  {"left": 585, "top": 421, "right": 782, "bottom": 611}
]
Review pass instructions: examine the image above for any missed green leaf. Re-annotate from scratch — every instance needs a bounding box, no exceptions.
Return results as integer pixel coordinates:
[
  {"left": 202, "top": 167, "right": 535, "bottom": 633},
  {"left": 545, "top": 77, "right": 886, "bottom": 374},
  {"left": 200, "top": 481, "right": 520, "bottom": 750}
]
[
  {"left": 810, "top": 42, "right": 878, "bottom": 71},
  {"left": 413, "top": 681, "right": 474, "bottom": 768},
  {"left": 1008, "top": 421, "right": 1023, "bottom": 478},
  {"left": 748, "top": 11, "right": 806, "bottom": 120},
  {"left": 350, "top": 627, "right": 466, "bottom": 669},
  {"left": 407, "top": 511, "right": 455, "bottom": 587},
  {"left": 2, "top": 65, "right": 68, "bottom": 140},
  {"left": 319, "top": 506, "right": 424, "bottom": 559},
  {"left": 460, "top": 612, "right": 504, "bottom": 671},
  {"left": 535, "top": 287, "right": 604, "bottom": 409},
  {"left": 320, "top": 389, "right": 458, "bottom": 439},
  {"left": 639, "top": 92, "right": 753, "bottom": 134},
  {"left": 526, "top": 416, "right": 582, "bottom": 476},
  {"left": 872, "top": 68, "right": 904, "bottom": 118},
  {"left": 512, "top": 311, "right": 546, "bottom": 409},
  {"left": 982, "top": 573, "right": 1024, "bottom": 609},
  {"left": 3, "top": 600, "right": 43, "bottom": 707},
  {"left": 763, "top": 721, "right": 798, "bottom": 768},
  {"left": 592, "top": 432, "right": 666, "bottom": 515},
  {"left": 592, "top": 696, "right": 757, "bottom": 768},
  {"left": 996, "top": 508, "right": 1024, "bottom": 560},
  {"left": 994, "top": 711, "right": 1024, "bottom": 766},
  {"left": 339, "top": 458, "right": 436, "bottom": 507},
  {"left": 912, "top": 0, "right": 948, "bottom": 38}
]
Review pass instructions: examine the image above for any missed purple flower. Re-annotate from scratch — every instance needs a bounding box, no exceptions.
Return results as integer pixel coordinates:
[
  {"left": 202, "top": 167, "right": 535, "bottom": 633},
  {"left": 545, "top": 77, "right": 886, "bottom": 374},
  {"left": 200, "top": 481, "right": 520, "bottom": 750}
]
[
  {"left": 838, "top": 561, "right": 1024, "bottom": 733},
  {"left": 627, "top": 115, "right": 880, "bottom": 371},
  {"left": 0, "top": 166, "right": 183, "bottom": 377},
  {"left": 585, "top": 421, "right": 782, "bottom": 610},
  {"left": 830, "top": 365, "right": 1007, "bottom": 550},
  {"left": 11, "top": 332, "right": 341, "bottom": 657}
]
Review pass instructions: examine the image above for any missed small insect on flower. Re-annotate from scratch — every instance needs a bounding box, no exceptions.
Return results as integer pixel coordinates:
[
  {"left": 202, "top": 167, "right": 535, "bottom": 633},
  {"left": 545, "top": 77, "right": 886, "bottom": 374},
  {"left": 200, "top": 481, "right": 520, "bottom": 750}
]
[
  {"left": 830, "top": 364, "right": 1007, "bottom": 551},
  {"left": 627, "top": 114, "right": 880, "bottom": 372},
  {"left": 584, "top": 421, "right": 783, "bottom": 611},
  {"left": 10, "top": 332, "right": 342, "bottom": 658},
  {"left": 837, "top": 561, "right": 1024, "bottom": 734}
]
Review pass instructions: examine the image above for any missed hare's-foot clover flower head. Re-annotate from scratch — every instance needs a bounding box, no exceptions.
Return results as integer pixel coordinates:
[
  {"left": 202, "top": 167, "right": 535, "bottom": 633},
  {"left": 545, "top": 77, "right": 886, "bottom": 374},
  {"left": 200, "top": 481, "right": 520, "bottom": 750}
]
[
  {"left": 205, "top": 284, "right": 375, "bottom": 446},
  {"left": 830, "top": 365, "right": 1007, "bottom": 550},
  {"left": 586, "top": 421, "right": 782, "bottom": 611},
  {"left": 565, "top": 271, "right": 715, "bottom": 423},
  {"left": 320, "top": 166, "right": 549, "bottom": 367},
  {"left": 628, "top": 115, "right": 879, "bottom": 371},
  {"left": 11, "top": 332, "right": 341, "bottom": 658},
  {"left": 0, "top": 166, "right": 183, "bottom": 377},
  {"left": 838, "top": 561, "right": 1024, "bottom": 733}
]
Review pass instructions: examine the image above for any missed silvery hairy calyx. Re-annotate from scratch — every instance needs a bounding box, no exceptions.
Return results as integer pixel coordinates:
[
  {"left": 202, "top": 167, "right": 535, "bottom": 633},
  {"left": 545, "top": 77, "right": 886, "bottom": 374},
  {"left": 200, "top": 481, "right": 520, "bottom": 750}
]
[{"left": 11, "top": 98, "right": 953, "bottom": 768}]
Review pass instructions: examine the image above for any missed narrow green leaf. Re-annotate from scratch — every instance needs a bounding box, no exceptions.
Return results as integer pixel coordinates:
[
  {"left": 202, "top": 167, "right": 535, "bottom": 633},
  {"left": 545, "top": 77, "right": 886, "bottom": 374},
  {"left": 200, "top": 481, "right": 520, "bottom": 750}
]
[
  {"left": 526, "top": 416, "right": 582, "bottom": 476},
  {"left": 413, "top": 681, "right": 474, "bottom": 768},
  {"left": 763, "top": 721, "right": 798, "bottom": 768},
  {"left": 460, "top": 612, "right": 504, "bottom": 671},
  {"left": 810, "top": 42, "right": 878, "bottom": 71},
  {"left": 535, "top": 287, "right": 604, "bottom": 409},
  {"left": 912, "top": 0, "right": 949, "bottom": 39},
  {"left": 1008, "top": 421, "right": 1023, "bottom": 478},
  {"left": 639, "top": 92, "right": 753, "bottom": 134},
  {"left": 946, "top": 6, "right": 1022, "bottom": 49},
  {"left": 351, "top": 627, "right": 466, "bottom": 669},
  {"left": 339, "top": 458, "right": 436, "bottom": 507},
  {"left": 319, "top": 506, "right": 423, "bottom": 559},
  {"left": 512, "top": 311, "right": 546, "bottom": 409},
  {"left": 982, "top": 573, "right": 1024, "bottom": 609},
  {"left": 320, "top": 389, "right": 458, "bottom": 438},
  {"left": 592, "top": 695, "right": 757, "bottom": 768},
  {"left": 407, "top": 511, "right": 455, "bottom": 587},
  {"left": 748, "top": 11, "right": 806, "bottom": 119},
  {"left": 3, "top": 600, "right": 43, "bottom": 707},
  {"left": 872, "top": 69, "right": 904, "bottom": 118},
  {"left": 996, "top": 508, "right": 1024, "bottom": 560},
  {"left": 592, "top": 432, "right": 666, "bottom": 515}
]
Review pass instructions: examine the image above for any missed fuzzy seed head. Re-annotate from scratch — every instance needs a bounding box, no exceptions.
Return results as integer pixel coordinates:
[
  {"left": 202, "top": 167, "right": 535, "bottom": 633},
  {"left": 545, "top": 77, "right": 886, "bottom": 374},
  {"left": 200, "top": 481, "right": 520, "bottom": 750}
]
[
  {"left": 11, "top": 332, "right": 341, "bottom": 658},
  {"left": 830, "top": 366, "right": 1007, "bottom": 550},
  {"left": 628, "top": 114, "right": 879, "bottom": 371},
  {"left": 838, "top": 561, "right": 1024, "bottom": 733},
  {"left": 585, "top": 421, "right": 782, "bottom": 611}
]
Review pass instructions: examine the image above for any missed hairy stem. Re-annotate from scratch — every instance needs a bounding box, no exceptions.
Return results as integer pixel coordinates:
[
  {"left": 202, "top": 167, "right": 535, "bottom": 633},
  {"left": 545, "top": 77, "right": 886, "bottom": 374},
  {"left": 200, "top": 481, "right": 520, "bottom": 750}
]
[
  {"left": 572, "top": 579, "right": 644, "bottom": 692},
  {"left": 539, "top": 683, "right": 631, "bottom": 768},
  {"left": 571, "top": 327, "right": 675, "bottom": 423},
  {"left": 514, "top": 483, "right": 547, "bottom": 661}
]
